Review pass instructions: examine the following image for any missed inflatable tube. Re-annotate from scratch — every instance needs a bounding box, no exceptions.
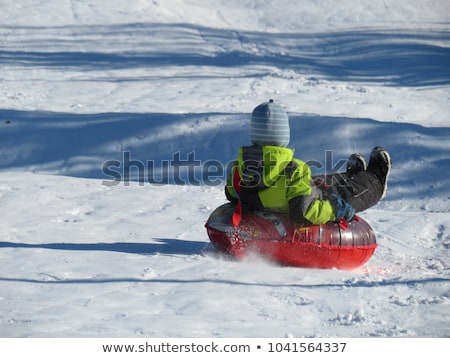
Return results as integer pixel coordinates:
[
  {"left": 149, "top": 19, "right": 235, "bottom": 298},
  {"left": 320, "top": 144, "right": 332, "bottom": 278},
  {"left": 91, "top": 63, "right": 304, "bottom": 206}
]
[{"left": 205, "top": 203, "right": 377, "bottom": 270}]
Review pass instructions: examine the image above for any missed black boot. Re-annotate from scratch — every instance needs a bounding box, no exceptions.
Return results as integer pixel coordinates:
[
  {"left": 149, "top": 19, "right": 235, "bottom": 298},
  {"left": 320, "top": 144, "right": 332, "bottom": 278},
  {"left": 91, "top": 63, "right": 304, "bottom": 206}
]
[
  {"left": 367, "top": 147, "right": 391, "bottom": 199},
  {"left": 346, "top": 153, "right": 367, "bottom": 176}
]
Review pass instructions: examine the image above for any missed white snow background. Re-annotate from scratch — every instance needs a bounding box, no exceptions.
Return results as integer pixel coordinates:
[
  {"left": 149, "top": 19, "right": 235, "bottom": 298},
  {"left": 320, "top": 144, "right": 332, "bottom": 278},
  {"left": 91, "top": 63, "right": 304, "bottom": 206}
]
[{"left": 0, "top": 0, "right": 449, "bottom": 338}]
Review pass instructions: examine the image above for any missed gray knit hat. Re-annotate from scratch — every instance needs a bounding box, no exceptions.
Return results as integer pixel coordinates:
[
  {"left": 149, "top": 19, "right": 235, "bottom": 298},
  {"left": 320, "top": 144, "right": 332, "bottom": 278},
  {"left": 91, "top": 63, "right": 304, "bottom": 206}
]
[{"left": 250, "top": 99, "right": 290, "bottom": 147}]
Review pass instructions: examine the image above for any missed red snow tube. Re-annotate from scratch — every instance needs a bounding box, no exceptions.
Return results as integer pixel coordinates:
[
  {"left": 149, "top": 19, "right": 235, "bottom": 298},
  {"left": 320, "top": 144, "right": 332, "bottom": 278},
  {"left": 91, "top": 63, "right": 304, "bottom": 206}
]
[{"left": 205, "top": 203, "right": 377, "bottom": 270}]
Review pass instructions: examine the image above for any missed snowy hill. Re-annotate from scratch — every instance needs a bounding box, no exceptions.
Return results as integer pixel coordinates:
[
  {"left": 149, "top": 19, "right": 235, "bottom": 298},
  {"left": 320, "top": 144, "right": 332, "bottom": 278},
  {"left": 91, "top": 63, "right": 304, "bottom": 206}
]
[{"left": 0, "top": 0, "right": 449, "bottom": 338}]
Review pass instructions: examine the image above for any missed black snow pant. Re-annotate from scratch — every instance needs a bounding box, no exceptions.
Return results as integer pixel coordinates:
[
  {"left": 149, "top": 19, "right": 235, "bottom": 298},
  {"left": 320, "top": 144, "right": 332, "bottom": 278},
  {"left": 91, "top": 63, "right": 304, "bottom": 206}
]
[{"left": 313, "top": 171, "right": 384, "bottom": 213}]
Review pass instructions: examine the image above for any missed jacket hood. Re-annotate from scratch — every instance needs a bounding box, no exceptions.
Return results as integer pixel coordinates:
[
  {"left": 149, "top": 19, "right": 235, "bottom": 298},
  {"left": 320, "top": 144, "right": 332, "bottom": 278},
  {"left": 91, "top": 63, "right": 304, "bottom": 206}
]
[{"left": 238, "top": 145, "right": 294, "bottom": 188}]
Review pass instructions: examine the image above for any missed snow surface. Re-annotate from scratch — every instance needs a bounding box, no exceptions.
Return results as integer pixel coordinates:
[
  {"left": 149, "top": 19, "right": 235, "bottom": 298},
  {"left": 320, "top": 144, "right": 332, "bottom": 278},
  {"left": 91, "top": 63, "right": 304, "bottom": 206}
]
[{"left": 0, "top": 0, "right": 449, "bottom": 338}]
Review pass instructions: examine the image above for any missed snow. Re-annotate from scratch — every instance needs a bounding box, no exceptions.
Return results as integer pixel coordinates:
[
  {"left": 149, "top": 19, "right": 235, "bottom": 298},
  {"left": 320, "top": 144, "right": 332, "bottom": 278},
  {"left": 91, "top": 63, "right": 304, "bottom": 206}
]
[{"left": 0, "top": 0, "right": 449, "bottom": 338}]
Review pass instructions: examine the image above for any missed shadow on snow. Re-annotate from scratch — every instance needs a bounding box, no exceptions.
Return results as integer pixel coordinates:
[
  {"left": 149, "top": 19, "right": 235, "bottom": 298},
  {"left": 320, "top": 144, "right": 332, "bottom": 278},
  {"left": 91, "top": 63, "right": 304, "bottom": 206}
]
[
  {"left": 1, "top": 109, "right": 449, "bottom": 201},
  {"left": 1, "top": 23, "right": 449, "bottom": 86},
  {"left": 0, "top": 238, "right": 208, "bottom": 256}
]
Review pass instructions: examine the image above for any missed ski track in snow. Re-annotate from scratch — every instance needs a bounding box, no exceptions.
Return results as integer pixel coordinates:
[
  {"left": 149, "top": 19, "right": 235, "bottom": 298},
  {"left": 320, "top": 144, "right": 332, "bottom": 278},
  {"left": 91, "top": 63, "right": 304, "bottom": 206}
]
[{"left": 0, "top": 0, "right": 450, "bottom": 338}]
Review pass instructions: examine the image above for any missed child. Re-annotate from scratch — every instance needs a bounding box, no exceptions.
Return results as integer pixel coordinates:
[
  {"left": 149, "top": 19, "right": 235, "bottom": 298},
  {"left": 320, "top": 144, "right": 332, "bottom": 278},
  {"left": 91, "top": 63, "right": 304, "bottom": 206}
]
[{"left": 225, "top": 99, "right": 391, "bottom": 225}]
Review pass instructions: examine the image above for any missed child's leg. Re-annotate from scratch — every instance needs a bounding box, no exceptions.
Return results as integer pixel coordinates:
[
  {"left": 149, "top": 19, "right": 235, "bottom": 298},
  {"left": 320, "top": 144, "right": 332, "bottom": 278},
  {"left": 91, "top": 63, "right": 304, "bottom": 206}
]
[
  {"left": 314, "top": 171, "right": 383, "bottom": 212},
  {"left": 314, "top": 147, "right": 391, "bottom": 213}
]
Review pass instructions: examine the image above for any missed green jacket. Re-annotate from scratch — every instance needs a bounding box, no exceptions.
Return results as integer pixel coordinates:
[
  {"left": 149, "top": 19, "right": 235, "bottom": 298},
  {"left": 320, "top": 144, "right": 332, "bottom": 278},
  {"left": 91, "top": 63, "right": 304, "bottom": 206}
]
[{"left": 225, "top": 145, "right": 336, "bottom": 225}]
